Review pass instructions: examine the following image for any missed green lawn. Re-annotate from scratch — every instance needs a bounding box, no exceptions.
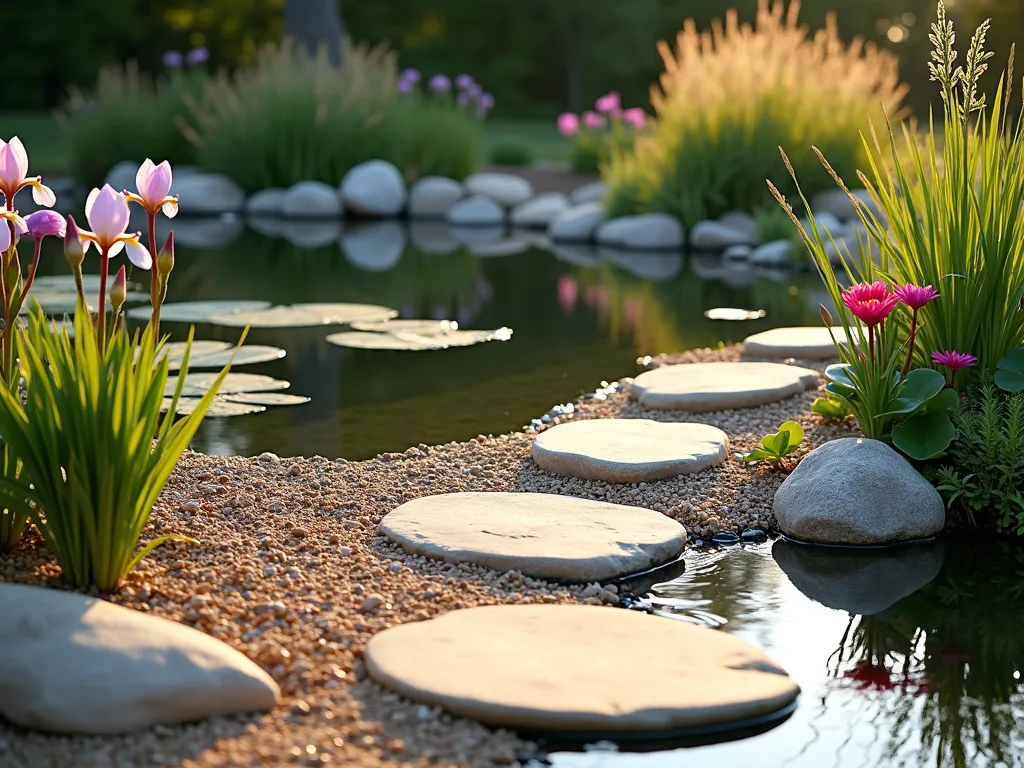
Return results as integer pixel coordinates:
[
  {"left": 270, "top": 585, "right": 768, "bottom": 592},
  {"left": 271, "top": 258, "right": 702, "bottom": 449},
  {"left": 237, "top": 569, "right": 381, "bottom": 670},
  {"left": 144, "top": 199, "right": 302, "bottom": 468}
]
[{"left": 0, "top": 111, "right": 570, "bottom": 178}]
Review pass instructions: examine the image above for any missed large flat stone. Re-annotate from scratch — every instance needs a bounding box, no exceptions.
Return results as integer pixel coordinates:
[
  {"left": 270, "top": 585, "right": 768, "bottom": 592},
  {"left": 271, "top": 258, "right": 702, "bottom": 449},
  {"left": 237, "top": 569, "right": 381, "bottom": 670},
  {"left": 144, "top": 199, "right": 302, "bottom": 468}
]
[
  {"left": 379, "top": 492, "right": 686, "bottom": 582},
  {"left": 532, "top": 419, "right": 728, "bottom": 482},
  {"left": 365, "top": 604, "right": 799, "bottom": 734},
  {"left": 742, "top": 326, "right": 856, "bottom": 359},
  {"left": 0, "top": 584, "right": 280, "bottom": 734},
  {"left": 630, "top": 362, "right": 819, "bottom": 411}
]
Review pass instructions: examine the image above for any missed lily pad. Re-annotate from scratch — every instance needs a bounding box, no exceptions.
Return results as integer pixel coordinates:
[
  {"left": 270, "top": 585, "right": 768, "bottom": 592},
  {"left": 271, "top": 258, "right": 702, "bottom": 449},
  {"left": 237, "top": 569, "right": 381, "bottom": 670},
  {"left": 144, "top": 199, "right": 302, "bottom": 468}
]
[
  {"left": 703, "top": 308, "right": 767, "bottom": 321},
  {"left": 32, "top": 274, "right": 139, "bottom": 292},
  {"left": 326, "top": 326, "right": 512, "bottom": 351},
  {"left": 166, "top": 372, "right": 290, "bottom": 398},
  {"left": 225, "top": 392, "right": 311, "bottom": 406},
  {"left": 128, "top": 300, "right": 272, "bottom": 324},
  {"left": 162, "top": 397, "right": 267, "bottom": 417},
  {"left": 349, "top": 319, "right": 459, "bottom": 334},
  {"left": 157, "top": 340, "right": 286, "bottom": 370},
  {"left": 207, "top": 303, "right": 398, "bottom": 329}
]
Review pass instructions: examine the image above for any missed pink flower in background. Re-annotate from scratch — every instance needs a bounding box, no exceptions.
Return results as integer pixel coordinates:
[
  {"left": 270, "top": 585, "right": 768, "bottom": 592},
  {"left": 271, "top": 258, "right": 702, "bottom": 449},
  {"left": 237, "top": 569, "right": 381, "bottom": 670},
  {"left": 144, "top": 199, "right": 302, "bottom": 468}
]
[
  {"left": 557, "top": 113, "right": 579, "bottom": 136},
  {"left": 25, "top": 210, "right": 66, "bottom": 240},
  {"left": 428, "top": 74, "right": 452, "bottom": 92},
  {"left": 841, "top": 281, "right": 898, "bottom": 328},
  {"left": 0, "top": 207, "right": 28, "bottom": 252},
  {"left": 894, "top": 283, "right": 939, "bottom": 310},
  {"left": 622, "top": 108, "right": 647, "bottom": 129},
  {"left": 582, "top": 111, "right": 606, "bottom": 129},
  {"left": 557, "top": 275, "right": 578, "bottom": 314},
  {"left": 186, "top": 47, "right": 209, "bottom": 65},
  {"left": 595, "top": 91, "right": 621, "bottom": 114},
  {"left": 125, "top": 158, "right": 178, "bottom": 218},
  {"left": 623, "top": 295, "right": 642, "bottom": 327},
  {"left": 78, "top": 185, "right": 152, "bottom": 269},
  {"left": 162, "top": 50, "right": 184, "bottom": 68},
  {"left": 0, "top": 136, "right": 55, "bottom": 208},
  {"left": 932, "top": 349, "right": 976, "bottom": 386}
]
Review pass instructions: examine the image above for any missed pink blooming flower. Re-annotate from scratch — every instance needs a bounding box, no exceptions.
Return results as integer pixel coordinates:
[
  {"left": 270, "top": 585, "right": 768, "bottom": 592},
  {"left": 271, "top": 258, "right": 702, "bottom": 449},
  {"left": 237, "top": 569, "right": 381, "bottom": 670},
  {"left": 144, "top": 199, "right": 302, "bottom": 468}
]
[
  {"left": 622, "top": 108, "right": 647, "bottom": 129},
  {"left": 24, "top": 210, "right": 66, "bottom": 240},
  {"left": 841, "top": 281, "right": 898, "bottom": 328},
  {"left": 0, "top": 207, "right": 28, "bottom": 252},
  {"left": 595, "top": 91, "right": 621, "bottom": 114},
  {"left": 582, "top": 111, "right": 606, "bottom": 129},
  {"left": 557, "top": 275, "right": 577, "bottom": 314},
  {"left": 78, "top": 185, "right": 152, "bottom": 269},
  {"left": 0, "top": 136, "right": 55, "bottom": 209},
  {"left": 932, "top": 350, "right": 977, "bottom": 371},
  {"left": 894, "top": 283, "right": 939, "bottom": 310},
  {"left": 125, "top": 159, "right": 178, "bottom": 218},
  {"left": 557, "top": 112, "right": 579, "bottom": 137}
]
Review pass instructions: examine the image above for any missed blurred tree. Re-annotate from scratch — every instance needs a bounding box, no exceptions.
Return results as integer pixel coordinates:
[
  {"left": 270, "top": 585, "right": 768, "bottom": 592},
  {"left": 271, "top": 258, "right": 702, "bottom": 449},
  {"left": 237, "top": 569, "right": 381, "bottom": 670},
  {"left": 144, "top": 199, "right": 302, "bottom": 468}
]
[{"left": 285, "top": 0, "right": 344, "bottom": 65}]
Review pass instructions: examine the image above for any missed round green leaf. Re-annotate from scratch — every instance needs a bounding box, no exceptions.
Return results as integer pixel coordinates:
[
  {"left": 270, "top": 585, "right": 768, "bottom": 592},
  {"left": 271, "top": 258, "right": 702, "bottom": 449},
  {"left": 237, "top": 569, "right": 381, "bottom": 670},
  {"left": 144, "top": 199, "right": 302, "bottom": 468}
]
[
  {"left": 891, "top": 410, "right": 956, "bottom": 461},
  {"left": 883, "top": 368, "right": 947, "bottom": 416}
]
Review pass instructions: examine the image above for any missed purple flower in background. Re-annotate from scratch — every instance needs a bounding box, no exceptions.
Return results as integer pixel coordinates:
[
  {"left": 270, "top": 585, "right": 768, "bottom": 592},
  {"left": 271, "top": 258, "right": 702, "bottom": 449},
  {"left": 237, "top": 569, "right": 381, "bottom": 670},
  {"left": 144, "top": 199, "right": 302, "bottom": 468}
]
[
  {"left": 456, "top": 73, "right": 474, "bottom": 90},
  {"left": 457, "top": 92, "right": 472, "bottom": 106},
  {"left": 465, "top": 82, "right": 483, "bottom": 98},
  {"left": 477, "top": 92, "right": 495, "bottom": 117},
  {"left": 163, "top": 50, "right": 184, "bottom": 68},
  {"left": 622, "top": 108, "right": 647, "bottom": 129},
  {"left": 582, "top": 110, "right": 606, "bottom": 129},
  {"left": 398, "top": 78, "right": 415, "bottom": 95},
  {"left": 428, "top": 74, "right": 452, "bottom": 92},
  {"left": 186, "top": 47, "right": 209, "bottom": 65},
  {"left": 557, "top": 112, "right": 579, "bottom": 136},
  {"left": 400, "top": 68, "right": 421, "bottom": 84}
]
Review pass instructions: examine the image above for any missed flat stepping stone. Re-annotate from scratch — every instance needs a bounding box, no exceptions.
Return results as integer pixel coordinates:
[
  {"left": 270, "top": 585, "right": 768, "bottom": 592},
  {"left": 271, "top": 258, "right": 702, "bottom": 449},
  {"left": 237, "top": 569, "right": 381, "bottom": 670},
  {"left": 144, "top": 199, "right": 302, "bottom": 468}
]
[
  {"left": 631, "top": 362, "right": 819, "bottom": 411},
  {"left": 365, "top": 604, "right": 799, "bottom": 735},
  {"left": 742, "top": 326, "right": 855, "bottom": 359},
  {"left": 532, "top": 419, "right": 728, "bottom": 482},
  {"left": 380, "top": 492, "right": 686, "bottom": 582}
]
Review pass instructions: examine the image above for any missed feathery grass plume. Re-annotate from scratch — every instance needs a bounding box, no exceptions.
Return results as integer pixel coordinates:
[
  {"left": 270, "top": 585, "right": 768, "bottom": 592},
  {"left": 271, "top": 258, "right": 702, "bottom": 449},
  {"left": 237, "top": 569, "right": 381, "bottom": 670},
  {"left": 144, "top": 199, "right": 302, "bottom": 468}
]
[
  {"left": 777, "top": 0, "right": 1024, "bottom": 383},
  {"left": 605, "top": 0, "right": 907, "bottom": 227}
]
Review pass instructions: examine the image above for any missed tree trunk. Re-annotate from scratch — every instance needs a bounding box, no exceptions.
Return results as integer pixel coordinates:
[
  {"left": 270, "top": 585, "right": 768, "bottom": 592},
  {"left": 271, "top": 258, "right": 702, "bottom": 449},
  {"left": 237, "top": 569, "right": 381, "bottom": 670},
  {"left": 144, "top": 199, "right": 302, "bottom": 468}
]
[{"left": 284, "top": 0, "right": 344, "bottom": 66}]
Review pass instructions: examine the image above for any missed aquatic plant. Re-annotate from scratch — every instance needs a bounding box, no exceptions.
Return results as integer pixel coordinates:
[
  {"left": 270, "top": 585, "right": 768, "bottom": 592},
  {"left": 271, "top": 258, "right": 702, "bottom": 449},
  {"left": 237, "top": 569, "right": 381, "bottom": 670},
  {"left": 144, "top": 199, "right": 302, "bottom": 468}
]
[
  {"left": 606, "top": 0, "right": 906, "bottom": 227},
  {"left": 558, "top": 91, "right": 647, "bottom": 174},
  {"left": 743, "top": 420, "right": 804, "bottom": 468}
]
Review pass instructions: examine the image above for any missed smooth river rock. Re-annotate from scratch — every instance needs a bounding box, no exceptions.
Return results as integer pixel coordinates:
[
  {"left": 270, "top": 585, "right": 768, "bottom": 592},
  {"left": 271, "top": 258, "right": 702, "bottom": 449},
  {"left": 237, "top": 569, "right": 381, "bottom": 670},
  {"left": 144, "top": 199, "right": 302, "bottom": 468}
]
[
  {"left": 340, "top": 160, "right": 407, "bottom": 216},
  {"left": 464, "top": 172, "right": 534, "bottom": 207},
  {"left": 742, "top": 326, "right": 855, "bottom": 359},
  {"left": 630, "top": 362, "right": 819, "bottom": 411},
  {"left": 281, "top": 180, "right": 342, "bottom": 219},
  {"left": 173, "top": 173, "right": 246, "bottom": 215},
  {"left": 548, "top": 202, "right": 606, "bottom": 242},
  {"left": 379, "top": 492, "right": 687, "bottom": 582},
  {"left": 532, "top": 419, "right": 728, "bottom": 482},
  {"left": 0, "top": 584, "right": 280, "bottom": 734},
  {"left": 365, "top": 604, "right": 799, "bottom": 734},
  {"left": 690, "top": 219, "right": 757, "bottom": 249},
  {"left": 774, "top": 438, "right": 946, "bottom": 545},
  {"left": 245, "top": 188, "right": 286, "bottom": 216},
  {"left": 446, "top": 195, "right": 506, "bottom": 226},
  {"left": 772, "top": 538, "right": 945, "bottom": 615},
  {"left": 510, "top": 192, "right": 571, "bottom": 228},
  {"left": 408, "top": 176, "right": 464, "bottom": 218}
]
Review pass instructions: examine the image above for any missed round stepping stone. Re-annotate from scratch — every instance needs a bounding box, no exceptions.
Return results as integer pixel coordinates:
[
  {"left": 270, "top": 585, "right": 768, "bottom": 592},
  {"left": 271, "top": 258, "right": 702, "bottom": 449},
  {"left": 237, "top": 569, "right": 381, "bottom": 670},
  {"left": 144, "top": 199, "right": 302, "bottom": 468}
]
[
  {"left": 365, "top": 604, "right": 799, "bottom": 735},
  {"left": 630, "top": 362, "right": 819, "bottom": 412},
  {"left": 380, "top": 492, "right": 686, "bottom": 582},
  {"left": 532, "top": 419, "right": 728, "bottom": 482},
  {"left": 742, "top": 326, "right": 855, "bottom": 359}
]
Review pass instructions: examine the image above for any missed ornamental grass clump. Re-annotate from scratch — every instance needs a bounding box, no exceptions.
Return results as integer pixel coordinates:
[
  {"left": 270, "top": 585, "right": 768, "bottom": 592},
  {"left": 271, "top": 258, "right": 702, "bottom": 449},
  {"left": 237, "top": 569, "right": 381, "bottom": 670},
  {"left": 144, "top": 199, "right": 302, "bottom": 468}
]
[{"left": 604, "top": 0, "right": 906, "bottom": 227}]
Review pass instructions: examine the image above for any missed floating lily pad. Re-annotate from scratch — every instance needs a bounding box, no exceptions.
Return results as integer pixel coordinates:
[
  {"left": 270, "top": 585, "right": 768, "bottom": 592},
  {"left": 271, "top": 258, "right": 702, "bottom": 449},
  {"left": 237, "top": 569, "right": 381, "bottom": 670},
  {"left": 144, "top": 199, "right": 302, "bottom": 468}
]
[
  {"left": 128, "top": 300, "right": 272, "bottom": 324},
  {"left": 349, "top": 319, "right": 459, "bottom": 334},
  {"left": 32, "top": 274, "right": 139, "bottom": 292},
  {"left": 326, "top": 326, "right": 512, "bottom": 351},
  {"left": 703, "top": 308, "right": 767, "bottom": 321},
  {"left": 207, "top": 303, "right": 398, "bottom": 329},
  {"left": 225, "top": 392, "right": 311, "bottom": 406},
  {"left": 166, "top": 372, "right": 290, "bottom": 398},
  {"left": 157, "top": 340, "right": 286, "bottom": 370},
  {"left": 162, "top": 397, "right": 267, "bottom": 417}
]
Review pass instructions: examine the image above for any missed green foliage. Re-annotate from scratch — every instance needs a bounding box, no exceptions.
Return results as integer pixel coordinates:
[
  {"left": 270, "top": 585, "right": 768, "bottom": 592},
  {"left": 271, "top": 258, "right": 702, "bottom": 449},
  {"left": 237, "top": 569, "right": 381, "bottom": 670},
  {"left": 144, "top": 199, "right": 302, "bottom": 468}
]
[
  {"left": 743, "top": 420, "right": 804, "bottom": 467},
  {"left": 605, "top": 1, "right": 907, "bottom": 227},
  {"left": 570, "top": 131, "right": 602, "bottom": 174},
  {"left": 59, "top": 64, "right": 205, "bottom": 186},
  {"left": 753, "top": 205, "right": 802, "bottom": 247},
  {"left": 794, "top": 2, "right": 1024, "bottom": 378},
  {"left": 933, "top": 385, "right": 1024, "bottom": 534},
  {"left": 0, "top": 305, "right": 234, "bottom": 591},
  {"left": 810, "top": 393, "right": 850, "bottom": 421},
  {"left": 994, "top": 347, "right": 1024, "bottom": 393},
  {"left": 487, "top": 136, "right": 534, "bottom": 166},
  {"left": 403, "top": 101, "right": 483, "bottom": 181}
]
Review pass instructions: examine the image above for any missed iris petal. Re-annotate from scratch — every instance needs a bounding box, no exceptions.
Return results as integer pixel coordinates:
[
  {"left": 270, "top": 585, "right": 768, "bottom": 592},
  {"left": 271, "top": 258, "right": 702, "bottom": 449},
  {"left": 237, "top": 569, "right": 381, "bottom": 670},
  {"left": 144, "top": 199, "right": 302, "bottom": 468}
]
[{"left": 123, "top": 236, "right": 152, "bottom": 269}]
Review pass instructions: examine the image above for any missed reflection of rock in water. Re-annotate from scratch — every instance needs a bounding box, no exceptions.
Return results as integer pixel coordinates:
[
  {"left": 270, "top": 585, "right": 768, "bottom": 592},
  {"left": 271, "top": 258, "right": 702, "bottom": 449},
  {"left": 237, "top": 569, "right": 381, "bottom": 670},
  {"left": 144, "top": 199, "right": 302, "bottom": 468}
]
[
  {"left": 408, "top": 222, "right": 460, "bottom": 255},
  {"left": 550, "top": 243, "right": 601, "bottom": 267},
  {"left": 689, "top": 253, "right": 757, "bottom": 288},
  {"left": 164, "top": 215, "right": 244, "bottom": 249},
  {"left": 341, "top": 221, "right": 405, "bottom": 272},
  {"left": 280, "top": 220, "right": 342, "bottom": 249},
  {"left": 772, "top": 538, "right": 944, "bottom": 616},
  {"left": 449, "top": 224, "right": 505, "bottom": 247},
  {"left": 600, "top": 248, "right": 683, "bottom": 282}
]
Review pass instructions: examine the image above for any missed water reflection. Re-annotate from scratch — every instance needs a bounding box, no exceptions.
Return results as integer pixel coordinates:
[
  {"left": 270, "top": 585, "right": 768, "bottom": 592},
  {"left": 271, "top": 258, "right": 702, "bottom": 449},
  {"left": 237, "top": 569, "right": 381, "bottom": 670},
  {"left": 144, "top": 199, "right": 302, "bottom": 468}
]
[{"left": 545, "top": 538, "right": 1024, "bottom": 768}]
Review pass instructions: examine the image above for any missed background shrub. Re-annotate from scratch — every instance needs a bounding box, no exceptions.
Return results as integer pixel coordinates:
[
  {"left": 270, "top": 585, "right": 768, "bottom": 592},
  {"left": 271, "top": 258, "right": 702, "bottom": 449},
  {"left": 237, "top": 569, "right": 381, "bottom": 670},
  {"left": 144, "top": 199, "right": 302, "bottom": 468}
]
[
  {"left": 604, "top": 0, "right": 907, "bottom": 226},
  {"left": 60, "top": 63, "right": 203, "bottom": 185},
  {"left": 487, "top": 136, "right": 533, "bottom": 166}
]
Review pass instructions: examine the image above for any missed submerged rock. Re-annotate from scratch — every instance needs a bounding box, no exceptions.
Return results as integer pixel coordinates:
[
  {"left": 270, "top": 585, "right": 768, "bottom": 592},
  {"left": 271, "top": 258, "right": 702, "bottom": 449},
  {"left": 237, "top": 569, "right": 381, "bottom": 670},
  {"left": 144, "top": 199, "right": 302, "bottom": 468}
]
[{"left": 774, "top": 438, "right": 946, "bottom": 546}]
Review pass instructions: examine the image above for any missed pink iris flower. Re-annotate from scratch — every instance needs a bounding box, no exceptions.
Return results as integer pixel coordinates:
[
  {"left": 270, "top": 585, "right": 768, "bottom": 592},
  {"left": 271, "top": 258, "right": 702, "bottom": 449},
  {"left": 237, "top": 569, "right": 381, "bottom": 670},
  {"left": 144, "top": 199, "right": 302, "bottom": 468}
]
[
  {"left": 24, "top": 210, "right": 66, "bottom": 241},
  {"left": 841, "top": 281, "right": 898, "bottom": 328},
  {"left": 595, "top": 91, "right": 621, "bottom": 114},
  {"left": 582, "top": 111, "right": 606, "bottom": 129},
  {"left": 78, "top": 185, "right": 152, "bottom": 269},
  {"left": 125, "top": 159, "right": 178, "bottom": 218},
  {"left": 622, "top": 108, "right": 647, "bottom": 129},
  {"left": 0, "top": 207, "right": 28, "bottom": 252},
  {"left": 0, "top": 137, "right": 56, "bottom": 209},
  {"left": 557, "top": 113, "right": 579, "bottom": 137},
  {"left": 894, "top": 283, "right": 939, "bottom": 310}
]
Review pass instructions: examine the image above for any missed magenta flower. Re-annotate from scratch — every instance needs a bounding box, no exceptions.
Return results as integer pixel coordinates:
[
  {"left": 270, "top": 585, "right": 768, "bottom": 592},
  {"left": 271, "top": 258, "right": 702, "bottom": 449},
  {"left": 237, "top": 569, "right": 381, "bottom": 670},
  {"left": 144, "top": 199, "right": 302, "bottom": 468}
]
[
  {"left": 933, "top": 350, "right": 976, "bottom": 376},
  {"left": 125, "top": 158, "right": 178, "bottom": 218},
  {"left": 894, "top": 283, "right": 939, "bottom": 310},
  {"left": 78, "top": 185, "right": 152, "bottom": 269},
  {"left": 428, "top": 74, "right": 451, "bottom": 92},
  {"left": 595, "top": 91, "right": 621, "bottom": 114},
  {"left": 0, "top": 136, "right": 55, "bottom": 209},
  {"left": 186, "top": 46, "right": 209, "bottom": 65},
  {"left": 455, "top": 73, "right": 474, "bottom": 90},
  {"left": 25, "top": 210, "right": 66, "bottom": 240},
  {"left": 162, "top": 50, "right": 184, "bottom": 68},
  {"left": 622, "top": 108, "right": 647, "bottom": 129},
  {"left": 557, "top": 275, "right": 577, "bottom": 314},
  {"left": 557, "top": 112, "right": 579, "bottom": 137},
  {"left": 0, "top": 207, "right": 28, "bottom": 252},
  {"left": 582, "top": 110, "right": 606, "bottom": 129},
  {"left": 841, "top": 281, "right": 898, "bottom": 328}
]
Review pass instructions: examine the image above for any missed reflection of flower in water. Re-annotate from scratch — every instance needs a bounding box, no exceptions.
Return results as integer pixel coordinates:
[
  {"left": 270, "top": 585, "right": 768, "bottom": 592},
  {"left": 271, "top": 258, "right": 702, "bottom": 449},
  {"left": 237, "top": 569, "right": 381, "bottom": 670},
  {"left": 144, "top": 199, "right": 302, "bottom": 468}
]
[
  {"left": 430, "top": 304, "right": 449, "bottom": 320},
  {"left": 623, "top": 295, "right": 642, "bottom": 327},
  {"left": 399, "top": 303, "right": 418, "bottom": 318},
  {"left": 475, "top": 277, "right": 493, "bottom": 301},
  {"left": 843, "top": 661, "right": 896, "bottom": 691},
  {"left": 557, "top": 275, "right": 578, "bottom": 314},
  {"left": 456, "top": 305, "right": 473, "bottom": 327},
  {"left": 584, "top": 283, "right": 610, "bottom": 313}
]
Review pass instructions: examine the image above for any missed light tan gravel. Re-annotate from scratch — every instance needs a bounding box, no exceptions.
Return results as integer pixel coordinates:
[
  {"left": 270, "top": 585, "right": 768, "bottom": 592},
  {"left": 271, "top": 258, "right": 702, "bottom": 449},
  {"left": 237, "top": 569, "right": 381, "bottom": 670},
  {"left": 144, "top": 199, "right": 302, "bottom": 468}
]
[{"left": 0, "top": 344, "right": 855, "bottom": 767}]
